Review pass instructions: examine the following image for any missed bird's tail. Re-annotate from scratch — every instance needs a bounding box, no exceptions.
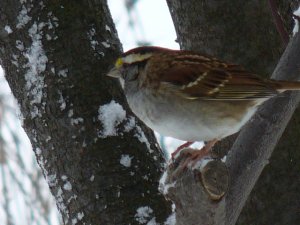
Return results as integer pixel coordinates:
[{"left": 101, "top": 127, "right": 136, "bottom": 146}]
[{"left": 268, "top": 79, "right": 300, "bottom": 93}]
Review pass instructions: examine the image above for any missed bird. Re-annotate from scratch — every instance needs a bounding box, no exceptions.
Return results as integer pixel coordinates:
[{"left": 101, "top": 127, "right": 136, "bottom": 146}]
[{"left": 107, "top": 46, "right": 300, "bottom": 163}]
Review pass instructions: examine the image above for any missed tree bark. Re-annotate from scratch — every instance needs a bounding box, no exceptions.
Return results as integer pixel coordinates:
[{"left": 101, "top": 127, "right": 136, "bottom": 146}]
[
  {"left": 167, "top": 0, "right": 300, "bottom": 224},
  {"left": 0, "top": 0, "right": 171, "bottom": 224}
]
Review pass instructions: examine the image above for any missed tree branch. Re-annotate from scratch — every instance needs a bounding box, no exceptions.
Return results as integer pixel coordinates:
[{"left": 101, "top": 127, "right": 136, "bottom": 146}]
[
  {"left": 268, "top": 0, "right": 289, "bottom": 45},
  {"left": 161, "top": 156, "right": 228, "bottom": 225},
  {"left": 226, "top": 30, "right": 300, "bottom": 225}
]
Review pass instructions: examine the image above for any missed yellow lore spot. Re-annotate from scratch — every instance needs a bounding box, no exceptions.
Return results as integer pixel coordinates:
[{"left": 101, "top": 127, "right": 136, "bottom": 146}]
[{"left": 115, "top": 58, "right": 123, "bottom": 68}]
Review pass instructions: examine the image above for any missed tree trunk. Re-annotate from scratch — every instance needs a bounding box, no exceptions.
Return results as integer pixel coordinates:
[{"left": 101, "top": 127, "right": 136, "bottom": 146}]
[
  {"left": 167, "top": 0, "right": 300, "bottom": 224},
  {"left": 0, "top": 0, "right": 172, "bottom": 224}
]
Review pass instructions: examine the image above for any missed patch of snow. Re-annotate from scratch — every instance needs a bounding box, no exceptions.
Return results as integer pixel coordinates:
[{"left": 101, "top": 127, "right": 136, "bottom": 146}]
[
  {"left": 134, "top": 124, "right": 152, "bottom": 153},
  {"left": 31, "top": 129, "right": 38, "bottom": 143},
  {"left": 221, "top": 155, "right": 227, "bottom": 163},
  {"left": 87, "top": 27, "right": 105, "bottom": 57},
  {"left": 90, "top": 175, "right": 95, "bottom": 181},
  {"left": 58, "top": 69, "right": 68, "bottom": 77},
  {"left": 39, "top": 1, "right": 45, "bottom": 9},
  {"left": 164, "top": 213, "right": 176, "bottom": 225},
  {"left": 47, "top": 174, "right": 58, "bottom": 187},
  {"left": 30, "top": 106, "right": 39, "bottom": 118},
  {"left": 98, "top": 100, "right": 126, "bottom": 137},
  {"left": 52, "top": 16, "right": 59, "bottom": 28},
  {"left": 68, "top": 109, "right": 74, "bottom": 117},
  {"left": 5, "top": 25, "right": 12, "bottom": 34},
  {"left": 192, "top": 157, "right": 214, "bottom": 171},
  {"left": 11, "top": 54, "right": 19, "bottom": 67},
  {"left": 71, "top": 117, "right": 84, "bottom": 126},
  {"left": 77, "top": 212, "right": 84, "bottom": 220},
  {"left": 124, "top": 116, "right": 152, "bottom": 153},
  {"left": 45, "top": 136, "right": 52, "bottom": 142},
  {"left": 57, "top": 90, "right": 66, "bottom": 110},
  {"left": 159, "top": 171, "right": 167, "bottom": 187},
  {"left": 46, "top": 19, "right": 54, "bottom": 30},
  {"left": 24, "top": 22, "right": 48, "bottom": 118},
  {"left": 46, "top": 34, "right": 52, "bottom": 40},
  {"left": 63, "top": 181, "right": 72, "bottom": 191},
  {"left": 90, "top": 39, "right": 99, "bottom": 50},
  {"left": 105, "top": 25, "right": 111, "bottom": 32},
  {"left": 164, "top": 204, "right": 176, "bottom": 225},
  {"left": 159, "top": 170, "right": 176, "bottom": 195},
  {"left": 16, "top": 5, "right": 32, "bottom": 29},
  {"left": 135, "top": 206, "right": 154, "bottom": 224},
  {"left": 67, "top": 194, "right": 77, "bottom": 204},
  {"left": 120, "top": 154, "right": 133, "bottom": 167},
  {"left": 16, "top": 40, "right": 25, "bottom": 51},
  {"left": 56, "top": 187, "right": 69, "bottom": 217},
  {"left": 124, "top": 116, "right": 136, "bottom": 131},
  {"left": 146, "top": 217, "right": 158, "bottom": 225},
  {"left": 101, "top": 41, "right": 110, "bottom": 48},
  {"left": 87, "top": 28, "right": 99, "bottom": 50},
  {"left": 71, "top": 218, "right": 77, "bottom": 225},
  {"left": 98, "top": 101, "right": 153, "bottom": 152},
  {"left": 36, "top": 147, "right": 42, "bottom": 155},
  {"left": 37, "top": 154, "right": 47, "bottom": 178}
]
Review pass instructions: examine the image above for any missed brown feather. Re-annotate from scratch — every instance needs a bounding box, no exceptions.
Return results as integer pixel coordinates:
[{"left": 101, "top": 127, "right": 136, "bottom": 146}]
[
  {"left": 155, "top": 53, "right": 279, "bottom": 100},
  {"left": 267, "top": 80, "right": 300, "bottom": 92},
  {"left": 134, "top": 47, "right": 300, "bottom": 100}
]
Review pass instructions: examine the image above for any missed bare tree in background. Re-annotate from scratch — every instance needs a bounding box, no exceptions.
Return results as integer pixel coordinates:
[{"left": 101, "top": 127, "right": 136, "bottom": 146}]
[
  {"left": 0, "top": 72, "right": 59, "bottom": 225},
  {"left": 0, "top": 0, "right": 300, "bottom": 224}
]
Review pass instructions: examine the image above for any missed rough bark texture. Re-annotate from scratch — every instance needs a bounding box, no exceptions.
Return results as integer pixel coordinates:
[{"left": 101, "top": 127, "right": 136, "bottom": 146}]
[
  {"left": 0, "top": 0, "right": 171, "bottom": 224},
  {"left": 226, "top": 33, "right": 300, "bottom": 225},
  {"left": 163, "top": 156, "right": 228, "bottom": 225},
  {"left": 167, "top": 0, "right": 300, "bottom": 224}
]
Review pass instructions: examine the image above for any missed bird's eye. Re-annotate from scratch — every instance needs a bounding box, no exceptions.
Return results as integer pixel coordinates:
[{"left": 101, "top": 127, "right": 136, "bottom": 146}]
[{"left": 123, "top": 64, "right": 139, "bottom": 82}]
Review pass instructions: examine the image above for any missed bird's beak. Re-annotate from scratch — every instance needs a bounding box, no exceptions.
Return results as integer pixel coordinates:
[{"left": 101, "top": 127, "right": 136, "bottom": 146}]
[
  {"left": 107, "top": 65, "right": 125, "bottom": 89},
  {"left": 106, "top": 66, "right": 121, "bottom": 78},
  {"left": 107, "top": 57, "right": 123, "bottom": 78}
]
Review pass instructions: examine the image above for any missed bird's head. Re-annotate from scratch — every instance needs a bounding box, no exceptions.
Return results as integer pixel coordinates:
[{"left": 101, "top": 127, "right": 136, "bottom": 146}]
[{"left": 107, "top": 46, "right": 170, "bottom": 88}]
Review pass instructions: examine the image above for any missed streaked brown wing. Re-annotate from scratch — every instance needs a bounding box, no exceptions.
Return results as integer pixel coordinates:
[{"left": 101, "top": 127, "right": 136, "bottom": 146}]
[{"left": 160, "top": 55, "right": 278, "bottom": 100}]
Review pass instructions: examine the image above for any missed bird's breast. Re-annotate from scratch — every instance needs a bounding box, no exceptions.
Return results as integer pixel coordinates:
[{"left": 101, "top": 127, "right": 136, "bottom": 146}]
[{"left": 125, "top": 88, "right": 260, "bottom": 142}]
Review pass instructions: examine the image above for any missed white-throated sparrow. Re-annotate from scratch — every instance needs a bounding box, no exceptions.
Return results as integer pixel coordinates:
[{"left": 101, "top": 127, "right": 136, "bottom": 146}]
[{"left": 107, "top": 46, "right": 300, "bottom": 159}]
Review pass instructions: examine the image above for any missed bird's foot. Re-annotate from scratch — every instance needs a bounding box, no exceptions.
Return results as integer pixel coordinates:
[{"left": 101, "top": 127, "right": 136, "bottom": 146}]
[
  {"left": 171, "top": 139, "right": 218, "bottom": 176},
  {"left": 171, "top": 141, "right": 194, "bottom": 159}
]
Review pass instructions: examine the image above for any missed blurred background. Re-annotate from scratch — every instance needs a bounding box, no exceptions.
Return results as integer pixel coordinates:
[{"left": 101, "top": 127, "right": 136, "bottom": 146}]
[{"left": 0, "top": 1, "right": 200, "bottom": 224}]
